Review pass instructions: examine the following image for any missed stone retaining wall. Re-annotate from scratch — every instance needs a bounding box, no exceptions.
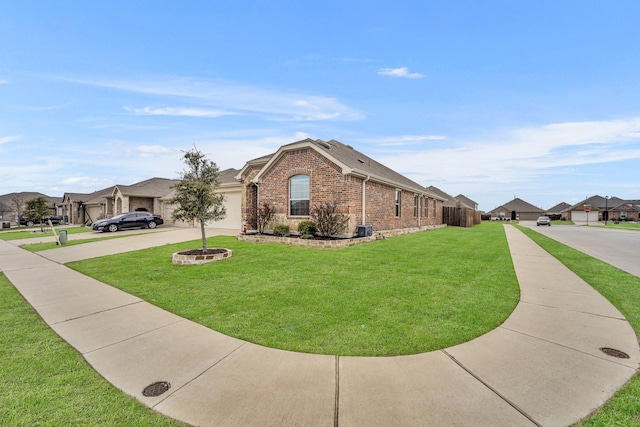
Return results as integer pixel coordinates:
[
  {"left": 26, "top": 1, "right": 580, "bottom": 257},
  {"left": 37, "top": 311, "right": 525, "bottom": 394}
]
[
  {"left": 237, "top": 224, "right": 446, "bottom": 248},
  {"left": 172, "top": 249, "right": 233, "bottom": 265}
]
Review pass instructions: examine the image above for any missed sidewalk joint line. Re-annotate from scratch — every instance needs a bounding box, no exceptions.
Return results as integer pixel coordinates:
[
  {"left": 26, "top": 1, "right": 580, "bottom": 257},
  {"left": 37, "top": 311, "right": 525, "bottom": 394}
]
[
  {"left": 517, "top": 300, "right": 627, "bottom": 321},
  {"left": 441, "top": 349, "right": 542, "bottom": 427},
  {"left": 49, "top": 300, "right": 145, "bottom": 325},
  {"left": 82, "top": 318, "right": 186, "bottom": 355}
]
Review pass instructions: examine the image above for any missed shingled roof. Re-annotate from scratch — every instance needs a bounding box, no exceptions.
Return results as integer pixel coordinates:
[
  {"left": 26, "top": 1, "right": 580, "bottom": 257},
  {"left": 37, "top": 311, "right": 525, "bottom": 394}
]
[
  {"left": 251, "top": 138, "right": 446, "bottom": 200},
  {"left": 115, "top": 178, "right": 179, "bottom": 198},
  {"left": 489, "top": 197, "right": 545, "bottom": 214}
]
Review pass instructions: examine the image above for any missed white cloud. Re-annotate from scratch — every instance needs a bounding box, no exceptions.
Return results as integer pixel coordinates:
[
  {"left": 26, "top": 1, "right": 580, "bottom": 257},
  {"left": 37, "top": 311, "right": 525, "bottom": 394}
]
[
  {"left": 0, "top": 135, "right": 21, "bottom": 144},
  {"left": 378, "top": 67, "right": 425, "bottom": 79},
  {"left": 130, "top": 106, "right": 235, "bottom": 118},
  {"left": 67, "top": 75, "right": 365, "bottom": 122},
  {"left": 0, "top": 78, "right": 7, "bottom": 84},
  {"left": 374, "top": 118, "right": 640, "bottom": 200}
]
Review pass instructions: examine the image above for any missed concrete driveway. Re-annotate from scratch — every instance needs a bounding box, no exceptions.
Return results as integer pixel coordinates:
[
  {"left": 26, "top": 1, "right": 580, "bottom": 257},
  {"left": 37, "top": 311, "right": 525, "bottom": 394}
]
[{"left": 519, "top": 221, "right": 640, "bottom": 277}]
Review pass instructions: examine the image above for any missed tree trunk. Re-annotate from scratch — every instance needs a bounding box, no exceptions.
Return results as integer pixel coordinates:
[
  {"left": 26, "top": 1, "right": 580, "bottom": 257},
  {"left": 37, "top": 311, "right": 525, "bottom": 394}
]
[{"left": 200, "top": 220, "right": 207, "bottom": 252}]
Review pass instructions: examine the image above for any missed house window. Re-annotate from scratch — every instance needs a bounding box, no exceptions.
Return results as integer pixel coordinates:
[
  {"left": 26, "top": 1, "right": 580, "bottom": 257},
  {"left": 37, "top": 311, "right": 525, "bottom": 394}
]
[
  {"left": 289, "top": 175, "right": 310, "bottom": 216},
  {"left": 414, "top": 195, "right": 419, "bottom": 217},
  {"left": 395, "top": 190, "right": 401, "bottom": 217},
  {"left": 432, "top": 199, "right": 436, "bottom": 217},
  {"left": 620, "top": 211, "right": 627, "bottom": 219},
  {"left": 425, "top": 198, "right": 429, "bottom": 218}
]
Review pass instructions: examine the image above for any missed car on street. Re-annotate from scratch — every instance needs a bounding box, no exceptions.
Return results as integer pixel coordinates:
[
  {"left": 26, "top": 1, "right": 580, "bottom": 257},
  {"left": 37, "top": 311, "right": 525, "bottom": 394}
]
[
  {"left": 92, "top": 212, "right": 164, "bottom": 232},
  {"left": 536, "top": 216, "right": 551, "bottom": 226},
  {"left": 18, "top": 215, "right": 64, "bottom": 226}
]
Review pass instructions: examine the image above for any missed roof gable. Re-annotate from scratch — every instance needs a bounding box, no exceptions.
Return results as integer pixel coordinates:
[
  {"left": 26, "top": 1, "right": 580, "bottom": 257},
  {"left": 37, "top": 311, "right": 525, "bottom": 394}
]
[
  {"left": 251, "top": 138, "right": 445, "bottom": 199},
  {"left": 489, "top": 198, "right": 544, "bottom": 213}
]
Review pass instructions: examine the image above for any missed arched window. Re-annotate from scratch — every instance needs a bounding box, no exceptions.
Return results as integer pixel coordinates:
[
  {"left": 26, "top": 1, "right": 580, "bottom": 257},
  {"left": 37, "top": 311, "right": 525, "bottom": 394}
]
[{"left": 289, "top": 175, "right": 310, "bottom": 216}]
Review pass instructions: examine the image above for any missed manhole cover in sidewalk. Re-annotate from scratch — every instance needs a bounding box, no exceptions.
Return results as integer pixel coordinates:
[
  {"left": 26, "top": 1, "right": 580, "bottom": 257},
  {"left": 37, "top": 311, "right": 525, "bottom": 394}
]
[
  {"left": 142, "top": 381, "right": 171, "bottom": 397},
  {"left": 600, "top": 347, "right": 630, "bottom": 359}
]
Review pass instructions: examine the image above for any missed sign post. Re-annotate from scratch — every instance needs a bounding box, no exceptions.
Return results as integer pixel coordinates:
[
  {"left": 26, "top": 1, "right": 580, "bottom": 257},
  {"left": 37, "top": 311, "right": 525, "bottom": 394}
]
[{"left": 585, "top": 204, "right": 591, "bottom": 226}]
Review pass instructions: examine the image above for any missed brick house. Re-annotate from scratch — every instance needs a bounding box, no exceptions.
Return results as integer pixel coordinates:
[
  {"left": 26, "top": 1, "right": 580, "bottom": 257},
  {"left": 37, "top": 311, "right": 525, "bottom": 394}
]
[
  {"left": 236, "top": 138, "right": 446, "bottom": 235},
  {"left": 488, "top": 197, "right": 545, "bottom": 221}
]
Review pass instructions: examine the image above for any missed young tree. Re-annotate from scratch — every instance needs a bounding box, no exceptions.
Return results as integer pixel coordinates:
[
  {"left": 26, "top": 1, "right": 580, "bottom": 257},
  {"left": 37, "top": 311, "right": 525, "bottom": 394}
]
[
  {"left": 23, "top": 196, "right": 51, "bottom": 231},
  {"left": 170, "top": 147, "right": 226, "bottom": 253},
  {"left": 255, "top": 202, "right": 274, "bottom": 234}
]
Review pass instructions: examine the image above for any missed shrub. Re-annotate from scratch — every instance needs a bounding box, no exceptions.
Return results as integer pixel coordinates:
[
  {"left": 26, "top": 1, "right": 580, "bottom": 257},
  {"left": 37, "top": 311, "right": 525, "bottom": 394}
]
[
  {"left": 300, "top": 233, "right": 315, "bottom": 240},
  {"left": 311, "top": 202, "right": 349, "bottom": 237},
  {"left": 297, "top": 220, "right": 316, "bottom": 236},
  {"left": 255, "top": 203, "right": 274, "bottom": 234},
  {"left": 273, "top": 224, "right": 290, "bottom": 237}
]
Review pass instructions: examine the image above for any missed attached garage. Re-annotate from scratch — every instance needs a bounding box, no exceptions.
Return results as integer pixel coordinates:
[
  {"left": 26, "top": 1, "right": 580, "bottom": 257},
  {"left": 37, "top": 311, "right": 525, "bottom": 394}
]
[
  {"left": 207, "top": 186, "right": 242, "bottom": 230},
  {"left": 571, "top": 210, "right": 598, "bottom": 222}
]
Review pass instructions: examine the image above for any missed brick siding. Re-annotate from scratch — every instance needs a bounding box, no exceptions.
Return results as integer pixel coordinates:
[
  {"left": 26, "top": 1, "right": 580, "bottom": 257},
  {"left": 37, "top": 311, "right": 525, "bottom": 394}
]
[{"left": 240, "top": 148, "right": 444, "bottom": 234}]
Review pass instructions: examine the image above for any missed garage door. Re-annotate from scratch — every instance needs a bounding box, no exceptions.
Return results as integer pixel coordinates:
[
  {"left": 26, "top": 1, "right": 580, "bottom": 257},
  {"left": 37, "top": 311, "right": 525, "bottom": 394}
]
[
  {"left": 207, "top": 189, "right": 242, "bottom": 230},
  {"left": 571, "top": 211, "right": 598, "bottom": 222}
]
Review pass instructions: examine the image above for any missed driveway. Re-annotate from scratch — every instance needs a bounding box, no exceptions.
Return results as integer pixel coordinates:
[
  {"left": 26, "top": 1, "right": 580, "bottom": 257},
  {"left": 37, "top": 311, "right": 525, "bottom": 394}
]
[{"left": 519, "top": 221, "right": 640, "bottom": 278}]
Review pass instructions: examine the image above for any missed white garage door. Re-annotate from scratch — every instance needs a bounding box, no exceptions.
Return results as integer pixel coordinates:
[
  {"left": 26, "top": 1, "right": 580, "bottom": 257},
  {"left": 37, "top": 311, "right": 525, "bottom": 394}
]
[
  {"left": 571, "top": 211, "right": 598, "bottom": 222},
  {"left": 207, "top": 190, "right": 242, "bottom": 230}
]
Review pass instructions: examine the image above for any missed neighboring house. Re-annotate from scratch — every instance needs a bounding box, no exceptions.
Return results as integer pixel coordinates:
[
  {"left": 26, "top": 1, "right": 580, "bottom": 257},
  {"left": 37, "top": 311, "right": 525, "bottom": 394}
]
[
  {"left": 607, "top": 202, "right": 639, "bottom": 222},
  {"left": 488, "top": 198, "right": 545, "bottom": 221},
  {"left": 424, "top": 186, "right": 478, "bottom": 210},
  {"left": 563, "top": 195, "right": 627, "bottom": 222},
  {"left": 426, "top": 186, "right": 457, "bottom": 207},
  {"left": 0, "top": 192, "right": 60, "bottom": 222},
  {"left": 112, "top": 178, "right": 179, "bottom": 216},
  {"left": 454, "top": 194, "right": 478, "bottom": 210},
  {"left": 61, "top": 187, "right": 116, "bottom": 225},
  {"left": 236, "top": 138, "right": 446, "bottom": 235},
  {"left": 546, "top": 202, "right": 571, "bottom": 218}
]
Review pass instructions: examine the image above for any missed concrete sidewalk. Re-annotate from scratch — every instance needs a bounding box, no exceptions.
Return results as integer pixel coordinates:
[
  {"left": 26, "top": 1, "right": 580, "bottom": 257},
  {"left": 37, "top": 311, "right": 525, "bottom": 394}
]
[{"left": 0, "top": 224, "right": 638, "bottom": 426}]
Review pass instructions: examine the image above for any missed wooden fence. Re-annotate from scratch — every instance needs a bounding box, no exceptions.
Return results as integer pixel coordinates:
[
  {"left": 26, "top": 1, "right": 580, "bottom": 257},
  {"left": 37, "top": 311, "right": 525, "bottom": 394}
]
[{"left": 442, "top": 207, "right": 482, "bottom": 227}]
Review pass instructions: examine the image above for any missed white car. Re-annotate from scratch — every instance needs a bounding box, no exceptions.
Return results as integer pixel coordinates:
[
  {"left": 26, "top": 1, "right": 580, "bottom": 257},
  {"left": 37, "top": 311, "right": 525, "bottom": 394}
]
[{"left": 536, "top": 216, "right": 551, "bottom": 226}]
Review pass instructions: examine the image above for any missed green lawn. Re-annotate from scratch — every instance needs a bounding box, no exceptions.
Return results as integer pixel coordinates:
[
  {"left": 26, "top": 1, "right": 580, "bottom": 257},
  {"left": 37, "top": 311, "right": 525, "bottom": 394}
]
[
  {"left": 20, "top": 234, "right": 134, "bottom": 252},
  {"left": 69, "top": 222, "right": 520, "bottom": 356},
  {"left": 0, "top": 226, "right": 93, "bottom": 241},
  {"left": 517, "top": 226, "right": 640, "bottom": 426},
  {"left": 604, "top": 221, "right": 640, "bottom": 231},
  {"left": 0, "top": 273, "right": 188, "bottom": 427}
]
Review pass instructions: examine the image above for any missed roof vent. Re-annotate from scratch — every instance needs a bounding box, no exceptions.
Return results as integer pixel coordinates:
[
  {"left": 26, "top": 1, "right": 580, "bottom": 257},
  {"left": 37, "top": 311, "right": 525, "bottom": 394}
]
[
  {"left": 358, "top": 159, "right": 365, "bottom": 163},
  {"left": 316, "top": 139, "right": 331, "bottom": 149},
  {"left": 347, "top": 144, "right": 354, "bottom": 149}
]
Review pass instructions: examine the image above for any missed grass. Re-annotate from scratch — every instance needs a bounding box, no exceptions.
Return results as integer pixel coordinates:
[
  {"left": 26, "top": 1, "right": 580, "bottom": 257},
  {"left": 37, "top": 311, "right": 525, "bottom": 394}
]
[
  {"left": 0, "top": 226, "right": 93, "bottom": 241},
  {"left": 68, "top": 222, "right": 520, "bottom": 356},
  {"left": 604, "top": 221, "right": 640, "bottom": 231},
  {"left": 0, "top": 273, "right": 189, "bottom": 427},
  {"left": 20, "top": 234, "right": 132, "bottom": 252},
  {"left": 517, "top": 226, "right": 640, "bottom": 426}
]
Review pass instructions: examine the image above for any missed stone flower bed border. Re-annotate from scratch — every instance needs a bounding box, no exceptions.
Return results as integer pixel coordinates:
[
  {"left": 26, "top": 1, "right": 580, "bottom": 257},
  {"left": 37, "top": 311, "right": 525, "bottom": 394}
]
[
  {"left": 172, "top": 248, "right": 233, "bottom": 265},
  {"left": 237, "top": 224, "right": 446, "bottom": 248}
]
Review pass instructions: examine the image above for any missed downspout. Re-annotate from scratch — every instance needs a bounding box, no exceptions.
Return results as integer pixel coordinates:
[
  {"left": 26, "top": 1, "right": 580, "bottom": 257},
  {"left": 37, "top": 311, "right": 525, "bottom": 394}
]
[
  {"left": 362, "top": 175, "right": 370, "bottom": 226},
  {"left": 418, "top": 193, "right": 422, "bottom": 227}
]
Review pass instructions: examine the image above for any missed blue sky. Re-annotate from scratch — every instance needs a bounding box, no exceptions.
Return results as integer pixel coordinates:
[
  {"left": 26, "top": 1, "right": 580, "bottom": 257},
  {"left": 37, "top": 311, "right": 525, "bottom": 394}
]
[{"left": 1, "top": 1, "right": 639, "bottom": 211}]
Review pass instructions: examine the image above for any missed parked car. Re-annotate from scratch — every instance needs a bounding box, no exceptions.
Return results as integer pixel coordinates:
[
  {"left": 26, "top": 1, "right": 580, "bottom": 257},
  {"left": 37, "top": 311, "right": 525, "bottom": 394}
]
[
  {"left": 92, "top": 212, "right": 164, "bottom": 232},
  {"left": 536, "top": 216, "right": 551, "bottom": 226},
  {"left": 18, "top": 215, "right": 63, "bottom": 226}
]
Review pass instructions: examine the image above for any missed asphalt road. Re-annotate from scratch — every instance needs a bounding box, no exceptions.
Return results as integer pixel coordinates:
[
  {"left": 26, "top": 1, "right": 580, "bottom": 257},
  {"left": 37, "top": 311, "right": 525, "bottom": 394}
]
[{"left": 520, "top": 221, "right": 640, "bottom": 278}]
